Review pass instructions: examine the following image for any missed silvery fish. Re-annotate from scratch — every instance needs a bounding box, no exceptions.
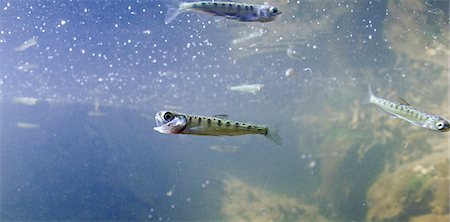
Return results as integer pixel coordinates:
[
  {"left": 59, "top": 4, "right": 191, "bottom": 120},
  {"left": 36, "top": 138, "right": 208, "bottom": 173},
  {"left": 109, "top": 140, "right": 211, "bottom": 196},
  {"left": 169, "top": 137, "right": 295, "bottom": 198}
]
[
  {"left": 368, "top": 85, "right": 450, "bottom": 132},
  {"left": 154, "top": 110, "right": 282, "bottom": 145},
  {"left": 232, "top": 28, "right": 266, "bottom": 44},
  {"left": 228, "top": 83, "right": 263, "bottom": 94},
  {"left": 165, "top": 0, "right": 281, "bottom": 24}
]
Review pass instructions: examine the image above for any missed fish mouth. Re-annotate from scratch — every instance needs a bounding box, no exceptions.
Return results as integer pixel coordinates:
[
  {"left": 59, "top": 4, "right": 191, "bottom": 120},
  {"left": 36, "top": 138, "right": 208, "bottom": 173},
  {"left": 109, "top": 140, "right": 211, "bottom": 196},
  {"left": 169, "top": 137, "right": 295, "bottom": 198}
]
[
  {"left": 154, "top": 112, "right": 171, "bottom": 133},
  {"left": 155, "top": 115, "right": 165, "bottom": 127},
  {"left": 154, "top": 125, "right": 170, "bottom": 133},
  {"left": 153, "top": 111, "right": 188, "bottom": 134},
  {"left": 153, "top": 120, "right": 172, "bottom": 134}
]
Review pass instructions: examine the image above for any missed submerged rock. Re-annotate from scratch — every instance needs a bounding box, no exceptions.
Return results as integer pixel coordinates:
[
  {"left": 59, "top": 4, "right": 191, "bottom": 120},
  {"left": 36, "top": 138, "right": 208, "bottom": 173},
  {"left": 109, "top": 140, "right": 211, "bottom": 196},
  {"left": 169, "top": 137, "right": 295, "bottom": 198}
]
[
  {"left": 366, "top": 154, "right": 449, "bottom": 221},
  {"left": 221, "top": 176, "right": 329, "bottom": 222}
]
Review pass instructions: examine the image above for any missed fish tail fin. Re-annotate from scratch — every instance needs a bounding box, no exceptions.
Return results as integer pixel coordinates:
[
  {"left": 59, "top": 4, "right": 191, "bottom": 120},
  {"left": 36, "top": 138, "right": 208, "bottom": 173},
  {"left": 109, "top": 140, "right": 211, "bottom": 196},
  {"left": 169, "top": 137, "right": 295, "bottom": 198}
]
[
  {"left": 363, "top": 84, "right": 375, "bottom": 104},
  {"left": 265, "top": 128, "right": 282, "bottom": 145},
  {"left": 165, "top": 0, "right": 183, "bottom": 24}
]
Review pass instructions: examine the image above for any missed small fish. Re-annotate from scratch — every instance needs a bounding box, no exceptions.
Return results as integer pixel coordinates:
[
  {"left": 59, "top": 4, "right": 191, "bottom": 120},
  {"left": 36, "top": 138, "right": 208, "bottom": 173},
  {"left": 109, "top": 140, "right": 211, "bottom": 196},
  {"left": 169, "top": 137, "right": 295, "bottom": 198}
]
[
  {"left": 286, "top": 47, "right": 300, "bottom": 59},
  {"left": 17, "top": 122, "right": 40, "bottom": 129},
  {"left": 15, "top": 63, "right": 37, "bottom": 72},
  {"left": 209, "top": 145, "right": 240, "bottom": 153},
  {"left": 154, "top": 111, "right": 282, "bottom": 145},
  {"left": 368, "top": 85, "right": 450, "bottom": 132},
  {"left": 285, "top": 68, "right": 299, "bottom": 78},
  {"left": 228, "top": 83, "right": 263, "bottom": 94},
  {"left": 232, "top": 28, "right": 266, "bottom": 44},
  {"left": 15, "top": 37, "right": 38, "bottom": 52},
  {"left": 88, "top": 98, "right": 105, "bottom": 117},
  {"left": 166, "top": 185, "right": 176, "bottom": 197},
  {"left": 165, "top": 0, "right": 281, "bottom": 24},
  {"left": 13, "top": 97, "right": 38, "bottom": 105}
]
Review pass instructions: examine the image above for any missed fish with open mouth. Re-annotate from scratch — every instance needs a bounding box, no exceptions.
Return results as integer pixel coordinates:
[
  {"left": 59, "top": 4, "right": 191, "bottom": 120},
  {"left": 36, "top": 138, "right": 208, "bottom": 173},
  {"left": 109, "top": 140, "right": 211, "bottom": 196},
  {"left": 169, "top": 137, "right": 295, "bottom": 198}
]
[{"left": 154, "top": 110, "right": 282, "bottom": 145}]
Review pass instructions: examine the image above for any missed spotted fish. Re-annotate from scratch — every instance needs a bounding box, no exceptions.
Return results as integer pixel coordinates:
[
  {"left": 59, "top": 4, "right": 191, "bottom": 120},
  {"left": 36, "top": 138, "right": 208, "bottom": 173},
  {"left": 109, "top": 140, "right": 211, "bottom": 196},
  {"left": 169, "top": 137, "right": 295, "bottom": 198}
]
[
  {"left": 154, "top": 110, "right": 282, "bottom": 145},
  {"left": 164, "top": 0, "right": 281, "bottom": 24},
  {"left": 368, "top": 85, "right": 450, "bottom": 132}
]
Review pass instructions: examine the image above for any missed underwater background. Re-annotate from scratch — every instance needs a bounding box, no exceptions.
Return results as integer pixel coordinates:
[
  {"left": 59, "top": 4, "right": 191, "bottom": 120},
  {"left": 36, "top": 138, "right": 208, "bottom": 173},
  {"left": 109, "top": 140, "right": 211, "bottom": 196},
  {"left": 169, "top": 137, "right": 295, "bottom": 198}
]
[{"left": 0, "top": 0, "right": 449, "bottom": 221}]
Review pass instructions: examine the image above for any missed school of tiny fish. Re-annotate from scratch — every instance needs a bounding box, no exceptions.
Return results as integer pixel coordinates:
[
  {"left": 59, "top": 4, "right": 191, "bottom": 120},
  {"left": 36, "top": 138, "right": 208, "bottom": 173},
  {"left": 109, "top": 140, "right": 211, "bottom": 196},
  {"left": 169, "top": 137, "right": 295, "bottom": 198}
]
[
  {"left": 153, "top": 0, "right": 450, "bottom": 145},
  {"left": 9, "top": 1, "right": 447, "bottom": 148}
]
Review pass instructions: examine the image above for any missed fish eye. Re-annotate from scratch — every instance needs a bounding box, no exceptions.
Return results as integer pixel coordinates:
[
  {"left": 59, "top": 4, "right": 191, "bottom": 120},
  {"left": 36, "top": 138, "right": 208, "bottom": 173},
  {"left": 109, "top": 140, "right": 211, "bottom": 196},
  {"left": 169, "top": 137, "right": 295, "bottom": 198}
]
[
  {"left": 436, "top": 121, "right": 446, "bottom": 130},
  {"left": 270, "top": 7, "right": 279, "bottom": 15},
  {"left": 163, "top": 112, "right": 174, "bottom": 121}
]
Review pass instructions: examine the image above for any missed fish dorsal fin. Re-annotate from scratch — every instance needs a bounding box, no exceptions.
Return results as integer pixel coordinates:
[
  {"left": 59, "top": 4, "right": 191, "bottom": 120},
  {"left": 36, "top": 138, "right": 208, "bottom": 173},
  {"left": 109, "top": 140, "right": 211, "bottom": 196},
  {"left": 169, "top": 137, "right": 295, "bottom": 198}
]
[
  {"left": 212, "top": 114, "right": 229, "bottom": 119},
  {"left": 398, "top": 97, "right": 411, "bottom": 106}
]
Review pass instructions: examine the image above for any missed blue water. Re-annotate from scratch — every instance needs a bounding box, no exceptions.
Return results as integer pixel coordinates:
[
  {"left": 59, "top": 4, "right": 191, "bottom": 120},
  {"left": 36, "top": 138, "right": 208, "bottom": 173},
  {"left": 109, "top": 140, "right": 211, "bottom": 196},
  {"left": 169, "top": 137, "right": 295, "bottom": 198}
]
[{"left": 1, "top": 0, "right": 448, "bottom": 221}]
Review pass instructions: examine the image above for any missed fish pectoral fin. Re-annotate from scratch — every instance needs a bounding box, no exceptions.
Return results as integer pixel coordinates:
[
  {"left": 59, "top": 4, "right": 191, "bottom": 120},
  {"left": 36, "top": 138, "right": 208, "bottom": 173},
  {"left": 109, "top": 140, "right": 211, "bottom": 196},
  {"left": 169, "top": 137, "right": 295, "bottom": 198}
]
[
  {"left": 224, "top": 15, "right": 239, "bottom": 20},
  {"left": 187, "top": 126, "right": 209, "bottom": 134},
  {"left": 397, "top": 117, "right": 423, "bottom": 127},
  {"left": 388, "top": 115, "right": 399, "bottom": 119},
  {"left": 397, "top": 97, "right": 411, "bottom": 106},
  {"left": 212, "top": 114, "right": 229, "bottom": 119},
  {"left": 213, "top": 16, "right": 226, "bottom": 22},
  {"left": 407, "top": 119, "right": 424, "bottom": 127}
]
